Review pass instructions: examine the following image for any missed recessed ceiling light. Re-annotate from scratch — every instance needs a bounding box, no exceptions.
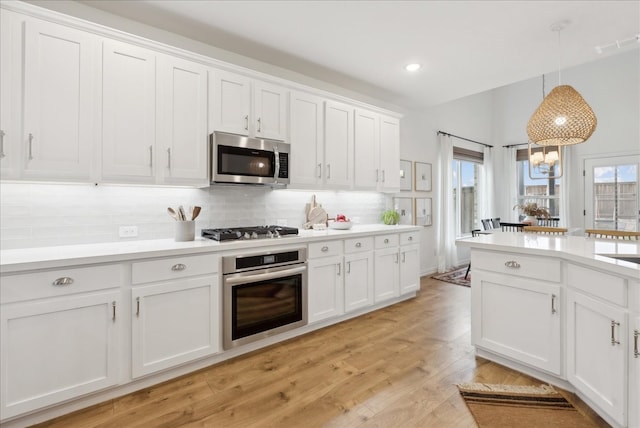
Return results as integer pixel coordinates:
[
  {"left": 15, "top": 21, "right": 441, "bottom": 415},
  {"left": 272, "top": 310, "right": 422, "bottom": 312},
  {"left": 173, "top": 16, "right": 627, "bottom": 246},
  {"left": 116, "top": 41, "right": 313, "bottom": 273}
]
[{"left": 405, "top": 63, "right": 421, "bottom": 72}]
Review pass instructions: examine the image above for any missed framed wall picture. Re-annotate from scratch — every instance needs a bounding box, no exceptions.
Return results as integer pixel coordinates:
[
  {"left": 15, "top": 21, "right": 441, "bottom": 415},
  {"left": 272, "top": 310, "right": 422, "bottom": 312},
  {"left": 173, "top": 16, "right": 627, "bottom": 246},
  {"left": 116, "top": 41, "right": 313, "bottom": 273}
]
[
  {"left": 399, "top": 159, "right": 412, "bottom": 191},
  {"left": 415, "top": 197, "right": 432, "bottom": 226},
  {"left": 393, "top": 197, "right": 414, "bottom": 225},
  {"left": 414, "top": 162, "right": 432, "bottom": 192}
]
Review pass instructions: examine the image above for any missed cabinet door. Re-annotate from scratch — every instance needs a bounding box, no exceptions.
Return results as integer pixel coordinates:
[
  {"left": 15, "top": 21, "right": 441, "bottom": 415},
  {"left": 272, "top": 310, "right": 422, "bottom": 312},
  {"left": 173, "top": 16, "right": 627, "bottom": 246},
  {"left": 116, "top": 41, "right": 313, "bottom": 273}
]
[
  {"left": 374, "top": 247, "right": 400, "bottom": 302},
  {"left": 308, "top": 255, "right": 344, "bottom": 323},
  {"left": 0, "top": 8, "right": 20, "bottom": 179},
  {"left": 102, "top": 39, "right": 156, "bottom": 182},
  {"left": 400, "top": 244, "right": 420, "bottom": 294},
  {"left": 0, "top": 291, "right": 121, "bottom": 419},
  {"left": 289, "top": 91, "right": 323, "bottom": 187},
  {"left": 131, "top": 276, "right": 219, "bottom": 378},
  {"left": 630, "top": 314, "right": 640, "bottom": 428},
  {"left": 472, "top": 271, "right": 562, "bottom": 375},
  {"left": 379, "top": 115, "right": 401, "bottom": 192},
  {"left": 253, "top": 80, "right": 287, "bottom": 141},
  {"left": 567, "top": 290, "right": 627, "bottom": 427},
  {"left": 324, "top": 100, "right": 353, "bottom": 189},
  {"left": 157, "top": 55, "right": 209, "bottom": 186},
  {"left": 344, "top": 251, "right": 374, "bottom": 312},
  {"left": 212, "top": 69, "right": 251, "bottom": 136},
  {"left": 353, "top": 108, "right": 378, "bottom": 190},
  {"left": 22, "top": 18, "right": 97, "bottom": 181}
]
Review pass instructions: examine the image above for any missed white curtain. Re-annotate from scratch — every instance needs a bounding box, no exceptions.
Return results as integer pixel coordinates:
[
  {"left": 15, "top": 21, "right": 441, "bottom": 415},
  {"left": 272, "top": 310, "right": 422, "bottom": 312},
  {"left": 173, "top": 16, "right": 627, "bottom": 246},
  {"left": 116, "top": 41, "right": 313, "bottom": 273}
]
[
  {"left": 478, "top": 147, "right": 495, "bottom": 222},
  {"left": 502, "top": 147, "right": 518, "bottom": 221},
  {"left": 560, "top": 146, "right": 573, "bottom": 228},
  {"left": 436, "top": 133, "right": 458, "bottom": 273}
]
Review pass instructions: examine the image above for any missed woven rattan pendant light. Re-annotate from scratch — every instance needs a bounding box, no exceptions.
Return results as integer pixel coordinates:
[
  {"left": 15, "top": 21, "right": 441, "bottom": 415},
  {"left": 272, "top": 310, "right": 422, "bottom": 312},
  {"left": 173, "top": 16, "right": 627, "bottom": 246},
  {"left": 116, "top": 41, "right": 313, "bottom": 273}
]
[{"left": 527, "top": 21, "right": 597, "bottom": 146}]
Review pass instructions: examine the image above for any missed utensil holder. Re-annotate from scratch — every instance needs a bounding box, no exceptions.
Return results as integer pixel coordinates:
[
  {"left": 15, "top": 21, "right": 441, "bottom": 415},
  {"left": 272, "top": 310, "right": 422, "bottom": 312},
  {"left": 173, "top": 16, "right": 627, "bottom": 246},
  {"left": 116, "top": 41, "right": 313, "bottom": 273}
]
[{"left": 175, "top": 221, "right": 195, "bottom": 242}]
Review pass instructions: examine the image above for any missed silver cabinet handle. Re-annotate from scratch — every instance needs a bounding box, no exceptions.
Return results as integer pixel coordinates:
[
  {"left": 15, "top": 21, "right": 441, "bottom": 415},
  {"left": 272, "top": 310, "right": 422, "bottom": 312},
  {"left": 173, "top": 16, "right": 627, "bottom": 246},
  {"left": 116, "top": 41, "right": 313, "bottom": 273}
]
[
  {"left": 112, "top": 301, "right": 116, "bottom": 321},
  {"left": 136, "top": 297, "right": 140, "bottom": 317},
  {"left": 317, "top": 163, "right": 322, "bottom": 178},
  {"left": 171, "top": 263, "right": 186, "bottom": 271},
  {"left": 52, "top": 277, "right": 74, "bottom": 286},
  {"left": 149, "top": 145, "right": 153, "bottom": 167},
  {"left": 336, "top": 262, "right": 341, "bottom": 276},
  {"left": 326, "top": 164, "right": 331, "bottom": 179},
  {"left": 355, "top": 242, "right": 362, "bottom": 248},
  {"left": 504, "top": 260, "right": 521, "bottom": 269},
  {"left": 28, "top": 133, "right": 34, "bottom": 160},
  {"left": 376, "top": 169, "right": 379, "bottom": 182},
  {"left": 611, "top": 320, "right": 621, "bottom": 345},
  {"left": 167, "top": 148, "right": 171, "bottom": 169},
  {"left": 551, "top": 294, "right": 557, "bottom": 314},
  {"left": 382, "top": 170, "right": 385, "bottom": 183},
  {"left": 257, "top": 117, "right": 261, "bottom": 132},
  {"left": 408, "top": 236, "right": 413, "bottom": 241},
  {"left": 402, "top": 252, "right": 406, "bottom": 263},
  {"left": 244, "top": 115, "right": 249, "bottom": 131},
  {"left": 394, "top": 253, "right": 399, "bottom": 264},
  {"left": 321, "top": 246, "right": 329, "bottom": 252},
  {"left": 634, "top": 329, "right": 639, "bottom": 358},
  {"left": 0, "top": 129, "right": 5, "bottom": 158},
  {"left": 347, "top": 261, "right": 351, "bottom": 274},
  {"left": 384, "top": 238, "right": 389, "bottom": 244}
]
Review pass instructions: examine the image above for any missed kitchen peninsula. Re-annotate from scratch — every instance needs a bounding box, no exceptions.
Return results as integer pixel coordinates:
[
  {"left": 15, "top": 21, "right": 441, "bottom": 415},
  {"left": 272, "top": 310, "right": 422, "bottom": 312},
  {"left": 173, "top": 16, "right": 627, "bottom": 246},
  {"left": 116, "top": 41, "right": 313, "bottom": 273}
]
[{"left": 457, "top": 232, "right": 640, "bottom": 428}]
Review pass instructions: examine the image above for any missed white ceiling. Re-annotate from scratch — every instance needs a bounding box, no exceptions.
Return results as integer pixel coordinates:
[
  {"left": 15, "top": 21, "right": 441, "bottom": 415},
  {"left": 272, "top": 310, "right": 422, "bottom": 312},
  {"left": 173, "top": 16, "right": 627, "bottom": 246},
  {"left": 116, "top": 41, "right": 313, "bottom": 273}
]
[{"left": 79, "top": 0, "right": 639, "bottom": 109}]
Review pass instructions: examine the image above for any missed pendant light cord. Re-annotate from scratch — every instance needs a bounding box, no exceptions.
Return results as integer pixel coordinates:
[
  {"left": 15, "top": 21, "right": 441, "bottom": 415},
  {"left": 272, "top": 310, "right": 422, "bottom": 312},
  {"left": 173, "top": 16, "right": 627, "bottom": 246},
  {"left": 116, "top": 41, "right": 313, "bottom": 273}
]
[{"left": 557, "top": 27, "right": 562, "bottom": 85}]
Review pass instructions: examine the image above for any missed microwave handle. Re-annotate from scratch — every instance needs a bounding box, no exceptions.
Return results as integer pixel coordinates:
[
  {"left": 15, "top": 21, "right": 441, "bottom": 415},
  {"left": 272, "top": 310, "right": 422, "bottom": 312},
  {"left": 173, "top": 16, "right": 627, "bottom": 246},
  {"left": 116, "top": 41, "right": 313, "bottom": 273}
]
[{"left": 274, "top": 145, "right": 280, "bottom": 181}]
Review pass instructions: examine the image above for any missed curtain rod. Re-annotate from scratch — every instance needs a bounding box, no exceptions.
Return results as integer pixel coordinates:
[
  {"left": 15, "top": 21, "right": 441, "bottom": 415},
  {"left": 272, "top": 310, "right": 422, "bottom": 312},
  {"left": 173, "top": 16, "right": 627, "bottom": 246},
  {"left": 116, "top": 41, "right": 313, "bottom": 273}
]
[
  {"left": 437, "top": 131, "right": 493, "bottom": 148},
  {"left": 502, "top": 143, "right": 529, "bottom": 148}
]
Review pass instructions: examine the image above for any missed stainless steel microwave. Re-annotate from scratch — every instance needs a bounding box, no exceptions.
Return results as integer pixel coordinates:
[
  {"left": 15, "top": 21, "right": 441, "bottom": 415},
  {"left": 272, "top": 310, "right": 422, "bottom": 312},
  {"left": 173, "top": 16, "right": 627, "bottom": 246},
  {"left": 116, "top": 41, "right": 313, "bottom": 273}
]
[{"left": 210, "top": 132, "right": 290, "bottom": 186}]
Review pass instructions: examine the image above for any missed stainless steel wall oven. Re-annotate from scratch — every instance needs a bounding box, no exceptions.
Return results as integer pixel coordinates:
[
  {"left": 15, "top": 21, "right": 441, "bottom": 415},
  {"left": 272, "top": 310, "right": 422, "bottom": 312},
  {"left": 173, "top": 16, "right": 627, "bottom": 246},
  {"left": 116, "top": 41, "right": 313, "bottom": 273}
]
[{"left": 222, "top": 247, "right": 307, "bottom": 350}]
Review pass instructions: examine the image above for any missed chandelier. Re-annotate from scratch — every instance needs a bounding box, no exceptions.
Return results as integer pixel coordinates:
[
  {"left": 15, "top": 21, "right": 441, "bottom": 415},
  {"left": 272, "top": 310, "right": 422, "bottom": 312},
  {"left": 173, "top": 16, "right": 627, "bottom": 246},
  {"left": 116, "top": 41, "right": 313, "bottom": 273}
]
[
  {"left": 529, "top": 142, "right": 562, "bottom": 179},
  {"left": 526, "top": 21, "right": 597, "bottom": 146}
]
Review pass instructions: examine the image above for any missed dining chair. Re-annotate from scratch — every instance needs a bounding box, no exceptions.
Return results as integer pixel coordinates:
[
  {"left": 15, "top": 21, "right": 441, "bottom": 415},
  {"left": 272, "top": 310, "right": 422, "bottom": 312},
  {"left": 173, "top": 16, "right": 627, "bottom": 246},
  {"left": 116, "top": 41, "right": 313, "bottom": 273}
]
[
  {"left": 491, "top": 217, "right": 501, "bottom": 228},
  {"left": 465, "top": 229, "right": 481, "bottom": 279},
  {"left": 523, "top": 226, "right": 568, "bottom": 235},
  {"left": 585, "top": 229, "right": 640, "bottom": 240},
  {"left": 481, "top": 219, "right": 493, "bottom": 230},
  {"left": 537, "top": 217, "right": 560, "bottom": 227}
]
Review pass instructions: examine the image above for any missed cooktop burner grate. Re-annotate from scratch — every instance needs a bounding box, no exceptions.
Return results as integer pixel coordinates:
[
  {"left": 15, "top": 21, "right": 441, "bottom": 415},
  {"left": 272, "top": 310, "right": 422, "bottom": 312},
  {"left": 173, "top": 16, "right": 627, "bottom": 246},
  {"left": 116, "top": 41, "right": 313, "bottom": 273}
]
[{"left": 201, "top": 225, "right": 298, "bottom": 241}]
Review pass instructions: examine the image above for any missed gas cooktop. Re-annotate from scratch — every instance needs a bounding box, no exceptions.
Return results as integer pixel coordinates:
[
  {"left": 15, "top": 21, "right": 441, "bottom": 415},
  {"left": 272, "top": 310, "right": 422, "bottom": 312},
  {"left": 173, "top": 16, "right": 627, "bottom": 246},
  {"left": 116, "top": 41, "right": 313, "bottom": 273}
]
[{"left": 201, "top": 225, "right": 299, "bottom": 241}]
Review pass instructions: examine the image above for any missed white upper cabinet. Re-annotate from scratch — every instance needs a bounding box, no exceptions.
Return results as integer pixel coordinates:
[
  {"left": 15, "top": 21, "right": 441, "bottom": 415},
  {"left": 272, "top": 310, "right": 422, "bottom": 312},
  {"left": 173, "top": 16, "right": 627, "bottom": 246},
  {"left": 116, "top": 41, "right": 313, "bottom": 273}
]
[
  {"left": 379, "top": 115, "right": 401, "bottom": 191},
  {"left": 102, "top": 39, "right": 156, "bottom": 183},
  {"left": 289, "top": 91, "right": 324, "bottom": 188},
  {"left": 0, "top": 8, "right": 19, "bottom": 179},
  {"left": 157, "top": 55, "right": 209, "bottom": 186},
  {"left": 22, "top": 17, "right": 97, "bottom": 181},
  {"left": 324, "top": 100, "right": 354, "bottom": 189},
  {"left": 353, "top": 108, "right": 379, "bottom": 190},
  {"left": 212, "top": 69, "right": 287, "bottom": 141}
]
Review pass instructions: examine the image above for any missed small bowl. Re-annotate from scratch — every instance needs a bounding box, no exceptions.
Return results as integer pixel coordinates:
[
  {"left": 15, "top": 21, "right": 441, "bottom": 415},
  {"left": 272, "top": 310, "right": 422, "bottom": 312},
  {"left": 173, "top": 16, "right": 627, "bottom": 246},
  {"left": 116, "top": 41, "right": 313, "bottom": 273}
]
[{"left": 329, "top": 220, "right": 352, "bottom": 230}]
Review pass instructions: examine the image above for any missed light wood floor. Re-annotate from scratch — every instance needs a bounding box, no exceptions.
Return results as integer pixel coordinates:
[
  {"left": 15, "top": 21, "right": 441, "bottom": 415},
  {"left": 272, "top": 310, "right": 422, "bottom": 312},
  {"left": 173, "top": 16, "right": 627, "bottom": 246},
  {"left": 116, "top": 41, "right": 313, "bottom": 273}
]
[{"left": 34, "top": 276, "right": 609, "bottom": 428}]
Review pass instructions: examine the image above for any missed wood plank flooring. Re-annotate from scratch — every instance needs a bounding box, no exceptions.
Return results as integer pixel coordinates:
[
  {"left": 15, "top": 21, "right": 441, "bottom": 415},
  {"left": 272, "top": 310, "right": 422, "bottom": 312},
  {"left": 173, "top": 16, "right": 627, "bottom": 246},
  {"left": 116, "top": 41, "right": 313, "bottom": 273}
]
[{"left": 34, "top": 276, "right": 609, "bottom": 427}]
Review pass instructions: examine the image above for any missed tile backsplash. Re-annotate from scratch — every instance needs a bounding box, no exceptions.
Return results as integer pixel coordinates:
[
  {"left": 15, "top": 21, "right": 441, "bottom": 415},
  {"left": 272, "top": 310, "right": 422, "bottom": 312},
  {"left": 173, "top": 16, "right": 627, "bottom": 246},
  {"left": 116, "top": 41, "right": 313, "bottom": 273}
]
[{"left": 0, "top": 182, "right": 389, "bottom": 250}]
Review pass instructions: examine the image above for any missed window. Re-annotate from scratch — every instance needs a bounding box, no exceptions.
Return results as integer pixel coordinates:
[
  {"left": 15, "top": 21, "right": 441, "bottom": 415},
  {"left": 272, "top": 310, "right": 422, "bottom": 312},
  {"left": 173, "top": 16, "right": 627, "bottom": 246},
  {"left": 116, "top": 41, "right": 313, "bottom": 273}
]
[
  {"left": 452, "top": 147, "right": 482, "bottom": 237},
  {"left": 516, "top": 149, "right": 561, "bottom": 219}
]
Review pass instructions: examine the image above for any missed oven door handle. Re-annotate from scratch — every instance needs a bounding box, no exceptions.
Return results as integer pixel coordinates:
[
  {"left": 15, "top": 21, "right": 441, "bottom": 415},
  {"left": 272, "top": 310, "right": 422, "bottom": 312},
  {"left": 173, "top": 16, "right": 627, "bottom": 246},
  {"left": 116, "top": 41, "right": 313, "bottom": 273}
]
[{"left": 225, "top": 265, "right": 307, "bottom": 285}]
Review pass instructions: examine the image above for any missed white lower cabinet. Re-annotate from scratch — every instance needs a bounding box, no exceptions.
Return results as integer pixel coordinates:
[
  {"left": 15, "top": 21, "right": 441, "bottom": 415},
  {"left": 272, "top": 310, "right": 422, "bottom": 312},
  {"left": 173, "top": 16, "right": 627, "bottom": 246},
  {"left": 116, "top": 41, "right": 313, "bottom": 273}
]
[
  {"left": 308, "top": 240, "right": 344, "bottom": 323},
  {"left": 130, "top": 255, "right": 219, "bottom": 378},
  {"left": 1, "top": 288, "right": 121, "bottom": 420},
  {"left": 344, "top": 237, "right": 374, "bottom": 312},
  {"left": 374, "top": 234, "right": 400, "bottom": 302},
  {"left": 399, "top": 232, "right": 420, "bottom": 294},
  {"left": 472, "top": 270, "right": 562, "bottom": 375},
  {"left": 567, "top": 289, "right": 627, "bottom": 427}
]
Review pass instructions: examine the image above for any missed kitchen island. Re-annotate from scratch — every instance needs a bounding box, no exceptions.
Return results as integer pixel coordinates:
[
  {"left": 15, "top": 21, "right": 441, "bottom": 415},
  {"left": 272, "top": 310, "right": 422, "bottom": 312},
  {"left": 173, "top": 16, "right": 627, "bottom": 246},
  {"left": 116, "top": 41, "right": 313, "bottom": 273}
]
[{"left": 457, "top": 232, "right": 639, "bottom": 428}]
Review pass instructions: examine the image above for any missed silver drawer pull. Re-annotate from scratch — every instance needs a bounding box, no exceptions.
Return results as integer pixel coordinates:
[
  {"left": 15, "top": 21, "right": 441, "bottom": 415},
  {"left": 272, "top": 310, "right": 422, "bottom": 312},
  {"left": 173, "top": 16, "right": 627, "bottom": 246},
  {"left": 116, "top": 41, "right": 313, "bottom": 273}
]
[
  {"left": 611, "top": 320, "right": 621, "bottom": 346},
  {"left": 321, "top": 246, "right": 329, "bottom": 252},
  {"left": 551, "top": 294, "right": 557, "bottom": 314},
  {"left": 52, "top": 277, "right": 74, "bottom": 286},
  {"left": 504, "top": 260, "right": 520, "bottom": 269},
  {"left": 384, "top": 238, "right": 389, "bottom": 244},
  {"left": 355, "top": 242, "right": 362, "bottom": 248},
  {"left": 634, "top": 329, "right": 639, "bottom": 358},
  {"left": 171, "top": 263, "right": 186, "bottom": 271}
]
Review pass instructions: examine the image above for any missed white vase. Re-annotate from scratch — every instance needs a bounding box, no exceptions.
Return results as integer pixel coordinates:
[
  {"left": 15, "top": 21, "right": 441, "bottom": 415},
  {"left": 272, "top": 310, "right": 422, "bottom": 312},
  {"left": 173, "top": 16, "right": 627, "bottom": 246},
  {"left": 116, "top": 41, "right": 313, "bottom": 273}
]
[{"left": 523, "top": 215, "right": 538, "bottom": 226}]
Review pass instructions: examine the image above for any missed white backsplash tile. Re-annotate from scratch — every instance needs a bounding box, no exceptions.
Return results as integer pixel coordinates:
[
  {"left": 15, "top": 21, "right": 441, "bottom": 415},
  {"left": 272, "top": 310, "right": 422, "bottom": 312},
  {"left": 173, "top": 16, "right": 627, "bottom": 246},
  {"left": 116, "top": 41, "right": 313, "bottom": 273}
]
[{"left": 0, "top": 182, "right": 389, "bottom": 250}]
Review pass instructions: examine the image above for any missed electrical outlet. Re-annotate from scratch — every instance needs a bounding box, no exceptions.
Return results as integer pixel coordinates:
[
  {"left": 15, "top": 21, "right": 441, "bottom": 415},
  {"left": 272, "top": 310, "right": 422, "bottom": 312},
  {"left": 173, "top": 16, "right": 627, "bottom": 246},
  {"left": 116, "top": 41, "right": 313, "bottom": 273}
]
[{"left": 119, "top": 226, "right": 138, "bottom": 238}]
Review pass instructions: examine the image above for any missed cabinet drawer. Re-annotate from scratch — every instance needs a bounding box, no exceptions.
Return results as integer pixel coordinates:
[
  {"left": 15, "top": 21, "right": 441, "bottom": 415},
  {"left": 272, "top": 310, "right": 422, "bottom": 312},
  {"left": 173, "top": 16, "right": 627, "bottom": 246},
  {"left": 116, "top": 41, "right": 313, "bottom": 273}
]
[
  {"left": 567, "top": 264, "right": 626, "bottom": 307},
  {"left": 400, "top": 231, "right": 420, "bottom": 246},
  {"left": 132, "top": 254, "right": 218, "bottom": 285},
  {"left": 472, "top": 250, "right": 561, "bottom": 283},
  {"left": 1, "top": 264, "right": 122, "bottom": 303},
  {"left": 375, "top": 234, "right": 399, "bottom": 249},
  {"left": 344, "top": 237, "right": 374, "bottom": 254},
  {"left": 308, "top": 240, "right": 343, "bottom": 258}
]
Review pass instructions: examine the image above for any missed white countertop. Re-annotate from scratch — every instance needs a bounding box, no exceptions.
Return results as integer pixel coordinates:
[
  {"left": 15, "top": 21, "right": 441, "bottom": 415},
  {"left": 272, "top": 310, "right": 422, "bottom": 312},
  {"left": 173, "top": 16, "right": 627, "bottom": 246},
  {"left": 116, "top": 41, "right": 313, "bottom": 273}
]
[
  {"left": 457, "top": 231, "right": 640, "bottom": 278},
  {"left": 0, "top": 224, "right": 422, "bottom": 273}
]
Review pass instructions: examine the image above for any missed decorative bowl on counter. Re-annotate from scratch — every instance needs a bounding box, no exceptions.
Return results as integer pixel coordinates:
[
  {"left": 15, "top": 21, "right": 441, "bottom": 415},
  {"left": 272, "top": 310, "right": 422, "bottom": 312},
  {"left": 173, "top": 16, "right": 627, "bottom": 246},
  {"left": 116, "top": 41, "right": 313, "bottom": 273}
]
[{"left": 329, "top": 220, "right": 352, "bottom": 230}]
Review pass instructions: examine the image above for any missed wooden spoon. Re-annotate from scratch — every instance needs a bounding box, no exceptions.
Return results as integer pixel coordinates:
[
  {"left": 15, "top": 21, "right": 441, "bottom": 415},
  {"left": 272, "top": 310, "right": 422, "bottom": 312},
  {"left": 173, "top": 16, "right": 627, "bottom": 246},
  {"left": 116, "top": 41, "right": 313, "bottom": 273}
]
[{"left": 191, "top": 206, "right": 201, "bottom": 221}]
